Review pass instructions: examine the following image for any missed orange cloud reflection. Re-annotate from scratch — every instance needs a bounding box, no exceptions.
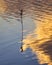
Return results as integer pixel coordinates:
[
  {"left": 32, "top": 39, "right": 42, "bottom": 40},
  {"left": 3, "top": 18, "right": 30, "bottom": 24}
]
[
  {"left": 0, "top": 0, "right": 7, "bottom": 14},
  {"left": 23, "top": 14, "right": 52, "bottom": 65}
]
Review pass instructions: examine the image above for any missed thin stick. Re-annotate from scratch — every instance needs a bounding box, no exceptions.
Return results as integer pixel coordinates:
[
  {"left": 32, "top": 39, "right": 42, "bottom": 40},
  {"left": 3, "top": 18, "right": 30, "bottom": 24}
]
[{"left": 20, "top": 10, "right": 23, "bottom": 52}]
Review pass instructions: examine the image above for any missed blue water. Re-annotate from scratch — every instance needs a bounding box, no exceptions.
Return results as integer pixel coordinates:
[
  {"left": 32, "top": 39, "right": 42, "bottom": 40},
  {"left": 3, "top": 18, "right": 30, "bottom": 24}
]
[{"left": 0, "top": 17, "right": 40, "bottom": 65}]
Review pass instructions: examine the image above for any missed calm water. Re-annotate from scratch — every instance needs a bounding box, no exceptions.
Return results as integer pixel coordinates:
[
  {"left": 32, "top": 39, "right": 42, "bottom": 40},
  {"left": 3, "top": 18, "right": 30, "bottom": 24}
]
[
  {"left": 0, "top": 0, "right": 52, "bottom": 65},
  {"left": 0, "top": 17, "right": 40, "bottom": 65}
]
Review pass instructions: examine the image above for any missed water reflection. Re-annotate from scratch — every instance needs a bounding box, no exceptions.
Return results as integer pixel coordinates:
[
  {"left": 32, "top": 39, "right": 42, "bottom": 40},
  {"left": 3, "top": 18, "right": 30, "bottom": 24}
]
[
  {"left": 0, "top": 16, "right": 40, "bottom": 65},
  {"left": 0, "top": 0, "right": 52, "bottom": 65},
  {"left": 0, "top": 0, "right": 7, "bottom": 14},
  {"left": 22, "top": 15, "right": 52, "bottom": 65},
  {"left": 23, "top": 29, "right": 52, "bottom": 65}
]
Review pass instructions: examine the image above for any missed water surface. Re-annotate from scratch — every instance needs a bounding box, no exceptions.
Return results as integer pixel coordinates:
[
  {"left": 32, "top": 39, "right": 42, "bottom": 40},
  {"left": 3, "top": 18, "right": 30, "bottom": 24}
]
[{"left": 0, "top": 17, "right": 40, "bottom": 65}]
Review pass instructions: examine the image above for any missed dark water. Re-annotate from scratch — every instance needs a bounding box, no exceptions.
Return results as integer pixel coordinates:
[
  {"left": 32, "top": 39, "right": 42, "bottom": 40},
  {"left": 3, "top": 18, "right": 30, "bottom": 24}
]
[{"left": 0, "top": 17, "right": 40, "bottom": 65}]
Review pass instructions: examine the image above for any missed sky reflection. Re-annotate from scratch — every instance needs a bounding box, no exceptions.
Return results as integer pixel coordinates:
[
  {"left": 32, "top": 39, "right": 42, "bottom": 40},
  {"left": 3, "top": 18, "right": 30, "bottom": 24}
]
[
  {"left": 0, "top": 0, "right": 52, "bottom": 65},
  {"left": 23, "top": 13, "right": 52, "bottom": 65},
  {"left": 0, "top": 17, "right": 40, "bottom": 65}
]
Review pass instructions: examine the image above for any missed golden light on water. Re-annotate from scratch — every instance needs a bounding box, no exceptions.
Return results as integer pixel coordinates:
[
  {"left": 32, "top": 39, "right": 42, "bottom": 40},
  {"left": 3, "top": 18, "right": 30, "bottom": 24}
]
[
  {"left": 0, "top": 0, "right": 7, "bottom": 14},
  {"left": 0, "top": 0, "right": 52, "bottom": 65},
  {"left": 35, "top": 14, "right": 52, "bottom": 39},
  {"left": 23, "top": 14, "right": 52, "bottom": 65}
]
